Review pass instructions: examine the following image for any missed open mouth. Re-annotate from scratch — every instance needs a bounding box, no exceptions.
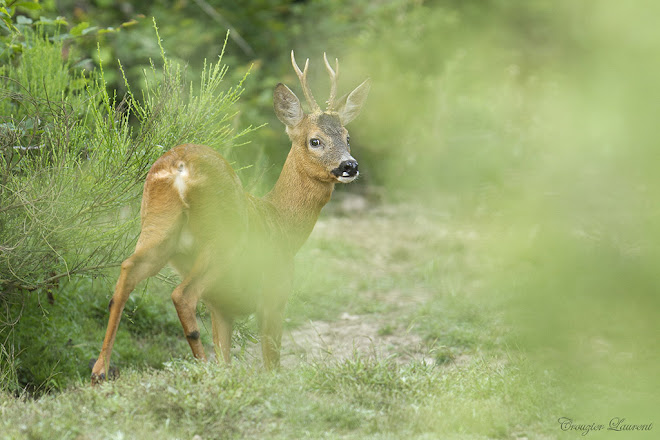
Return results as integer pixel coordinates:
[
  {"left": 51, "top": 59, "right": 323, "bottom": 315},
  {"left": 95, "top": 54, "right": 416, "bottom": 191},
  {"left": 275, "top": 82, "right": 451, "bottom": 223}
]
[{"left": 336, "top": 171, "right": 359, "bottom": 183}]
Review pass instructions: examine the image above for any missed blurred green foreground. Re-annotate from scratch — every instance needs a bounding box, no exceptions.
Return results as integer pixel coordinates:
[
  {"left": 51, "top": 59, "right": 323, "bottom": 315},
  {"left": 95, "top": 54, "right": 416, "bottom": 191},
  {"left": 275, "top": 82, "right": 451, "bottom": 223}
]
[{"left": 324, "top": 0, "right": 660, "bottom": 424}]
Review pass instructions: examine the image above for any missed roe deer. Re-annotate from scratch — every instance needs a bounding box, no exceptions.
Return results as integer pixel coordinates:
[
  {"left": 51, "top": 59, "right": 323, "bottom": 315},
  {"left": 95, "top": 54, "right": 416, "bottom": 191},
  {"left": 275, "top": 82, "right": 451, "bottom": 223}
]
[{"left": 91, "top": 51, "right": 370, "bottom": 383}]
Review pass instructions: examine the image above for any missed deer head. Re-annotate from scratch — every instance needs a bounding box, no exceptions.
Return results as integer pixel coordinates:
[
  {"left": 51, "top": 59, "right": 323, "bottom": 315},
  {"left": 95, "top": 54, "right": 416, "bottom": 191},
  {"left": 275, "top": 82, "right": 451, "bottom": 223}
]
[{"left": 273, "top": 51, "right": 371, "bottom": 184}]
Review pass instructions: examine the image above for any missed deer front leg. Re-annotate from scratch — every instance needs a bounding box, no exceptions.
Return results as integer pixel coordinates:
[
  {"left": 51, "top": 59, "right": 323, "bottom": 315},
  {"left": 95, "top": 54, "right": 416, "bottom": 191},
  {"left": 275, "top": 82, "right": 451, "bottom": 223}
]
[
  {"left": 211, "top": 309, "right": 233, "bottom": 364},
  {"left": 258, "top": 300, "right": 286, "bottom": 370}
]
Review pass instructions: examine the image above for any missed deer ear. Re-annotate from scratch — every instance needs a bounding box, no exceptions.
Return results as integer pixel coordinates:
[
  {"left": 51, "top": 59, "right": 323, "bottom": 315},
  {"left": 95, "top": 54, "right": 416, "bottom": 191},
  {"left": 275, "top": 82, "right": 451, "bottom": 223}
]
[
  {"left": 274, "top": 83, "right": 304, "bottom": 127},
  {"left": 336, "top": 78, "right": 371, "bottom": 125}
]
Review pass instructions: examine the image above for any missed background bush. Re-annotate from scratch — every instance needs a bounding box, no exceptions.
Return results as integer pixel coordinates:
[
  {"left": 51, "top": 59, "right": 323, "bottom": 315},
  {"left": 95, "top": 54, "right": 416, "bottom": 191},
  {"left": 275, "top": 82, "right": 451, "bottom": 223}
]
[{"left": 0, "top": 12, "right": 251, "bottom": 391}]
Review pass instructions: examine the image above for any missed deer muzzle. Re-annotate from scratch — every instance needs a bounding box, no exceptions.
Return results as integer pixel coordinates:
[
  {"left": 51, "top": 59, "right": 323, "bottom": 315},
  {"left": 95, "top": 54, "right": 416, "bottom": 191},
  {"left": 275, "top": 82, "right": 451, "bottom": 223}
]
[{"left": 332, "top": 159, "right": 359, "bottom": 183}]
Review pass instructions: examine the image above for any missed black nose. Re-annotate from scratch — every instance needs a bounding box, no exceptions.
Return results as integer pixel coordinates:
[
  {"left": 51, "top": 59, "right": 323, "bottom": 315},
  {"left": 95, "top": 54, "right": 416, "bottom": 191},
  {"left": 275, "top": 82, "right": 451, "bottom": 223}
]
[{"left": 333, "top": 160, "right": 359, "bottom": 178}]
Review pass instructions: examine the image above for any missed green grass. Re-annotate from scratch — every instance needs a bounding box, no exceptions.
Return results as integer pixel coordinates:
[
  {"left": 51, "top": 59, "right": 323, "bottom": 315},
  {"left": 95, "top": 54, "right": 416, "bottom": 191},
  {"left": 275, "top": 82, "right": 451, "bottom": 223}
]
[
  {"left": 0, "top": 353, "right": 555, "bottom": 440},
  {"left": 0, "top": 202, "right": 562, "bottom": 439}
]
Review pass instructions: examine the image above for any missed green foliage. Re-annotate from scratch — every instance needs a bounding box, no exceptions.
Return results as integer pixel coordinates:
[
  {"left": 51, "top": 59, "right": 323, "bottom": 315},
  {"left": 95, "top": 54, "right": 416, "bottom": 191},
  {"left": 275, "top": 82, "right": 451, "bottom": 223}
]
[
  {"left": 1, "top": 34, "right": 107, "bottom": 291},
  {"left": 0, "top": 23, "right": 250, "bottom": 290},
  {"left": 9, "top": 277, "right": 201, "bottom": 394},
  {"left": 0, "top": 23, "right": 251, "bottom": 392},
  {"left": 0, "top": 0, "right": 138, "bottom": 64}
]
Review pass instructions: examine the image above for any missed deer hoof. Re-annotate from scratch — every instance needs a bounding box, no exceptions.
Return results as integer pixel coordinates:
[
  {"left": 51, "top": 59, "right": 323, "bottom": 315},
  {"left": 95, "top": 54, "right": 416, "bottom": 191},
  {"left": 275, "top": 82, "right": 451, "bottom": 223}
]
[
  {"left": 90, "top": 372, "right": 106, "bottom": 386},
  {"left": 89, "top": 358, "right": 119, "bottom": 385}
]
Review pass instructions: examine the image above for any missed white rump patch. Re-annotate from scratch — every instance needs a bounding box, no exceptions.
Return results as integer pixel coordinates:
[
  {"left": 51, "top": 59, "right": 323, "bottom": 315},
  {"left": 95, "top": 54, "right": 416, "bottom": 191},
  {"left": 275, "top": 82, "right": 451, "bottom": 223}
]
[
  {"left": 173, "top": 161, "right": 189, "bottom": 201},
  {"left": 150, "top": 161, "right": 190, "bottom": 204}
]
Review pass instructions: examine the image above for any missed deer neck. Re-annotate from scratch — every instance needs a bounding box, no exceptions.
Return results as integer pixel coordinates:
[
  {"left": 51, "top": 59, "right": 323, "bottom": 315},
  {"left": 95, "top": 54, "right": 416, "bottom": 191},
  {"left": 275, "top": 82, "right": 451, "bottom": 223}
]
[{"left": 264, "top": 147, "right": 335, "bottom": 252}]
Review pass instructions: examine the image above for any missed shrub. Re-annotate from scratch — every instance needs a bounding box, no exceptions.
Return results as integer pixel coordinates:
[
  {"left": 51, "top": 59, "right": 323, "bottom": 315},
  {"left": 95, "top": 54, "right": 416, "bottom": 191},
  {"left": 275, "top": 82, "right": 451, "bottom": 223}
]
[{"left": 0, "top": 23, "right": 252, "bottom": 392}]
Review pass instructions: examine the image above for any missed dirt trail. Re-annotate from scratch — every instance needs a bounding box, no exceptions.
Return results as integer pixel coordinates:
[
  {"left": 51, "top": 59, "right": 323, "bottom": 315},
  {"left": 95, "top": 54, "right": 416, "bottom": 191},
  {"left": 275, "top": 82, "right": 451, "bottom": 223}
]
[{"left": 279, "top": 311, "right": 432, "bottom": 367}]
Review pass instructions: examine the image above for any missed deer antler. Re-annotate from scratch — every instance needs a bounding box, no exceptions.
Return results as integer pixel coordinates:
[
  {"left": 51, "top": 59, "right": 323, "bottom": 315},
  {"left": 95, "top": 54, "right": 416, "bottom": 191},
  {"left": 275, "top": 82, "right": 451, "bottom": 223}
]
[
  {"left": 323, "top": 52, "right": 339, "bottom": 111},
  {"left": 291, "top": 50, "right": 320, "bottom": 112}
]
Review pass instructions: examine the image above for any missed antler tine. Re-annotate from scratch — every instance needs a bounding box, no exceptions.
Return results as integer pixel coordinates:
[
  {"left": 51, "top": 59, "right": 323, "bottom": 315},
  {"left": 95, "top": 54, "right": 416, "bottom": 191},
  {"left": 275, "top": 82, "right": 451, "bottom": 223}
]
[
  {"left": 323, "top": 52, "right": 339, "bottom": 111},
  {"left": 291, "top": 50, "right": 320, "bottom": 112}
]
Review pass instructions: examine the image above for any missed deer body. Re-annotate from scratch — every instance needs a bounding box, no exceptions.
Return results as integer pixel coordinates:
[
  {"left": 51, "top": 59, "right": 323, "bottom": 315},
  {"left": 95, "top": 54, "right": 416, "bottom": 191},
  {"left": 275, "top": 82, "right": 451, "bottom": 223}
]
[{"left": 91, "top": 52, "right": 370, "bottom": 382}]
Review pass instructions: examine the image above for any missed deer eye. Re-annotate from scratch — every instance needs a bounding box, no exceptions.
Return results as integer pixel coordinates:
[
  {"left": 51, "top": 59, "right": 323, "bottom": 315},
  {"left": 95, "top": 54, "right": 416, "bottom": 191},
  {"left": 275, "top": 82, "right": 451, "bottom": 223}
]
[
  {"left": 309, "top": 138, "right": 321, "bottom": 148},
  {"left": 346, "top": 136, "right": 350, "bottom": 146}
]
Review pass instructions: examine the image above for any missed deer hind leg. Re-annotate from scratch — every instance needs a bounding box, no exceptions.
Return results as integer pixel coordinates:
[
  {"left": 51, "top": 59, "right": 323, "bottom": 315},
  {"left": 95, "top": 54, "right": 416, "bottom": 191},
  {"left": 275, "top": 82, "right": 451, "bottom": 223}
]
[
  {"left": 171, "top": 262, "right": 211, "bottom": 361},
  {"left": 91, "top": 187, "right": 184, "bottom": 385},
  {"left": 91, "top": 241, "right": 175, "bottom": 384},
  {"left": 211, "top": 309, "right": 233, "bottom": 364}
]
